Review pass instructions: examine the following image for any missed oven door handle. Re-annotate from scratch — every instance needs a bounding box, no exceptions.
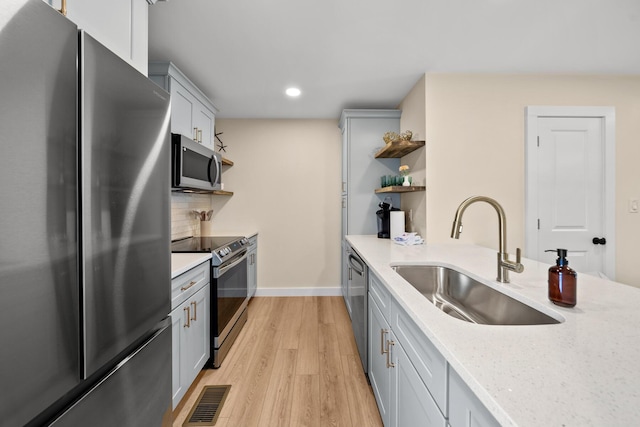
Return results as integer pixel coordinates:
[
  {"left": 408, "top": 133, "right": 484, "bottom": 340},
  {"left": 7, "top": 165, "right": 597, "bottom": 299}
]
[{"left": 214, "top": 250, "right": 248, "bottom": 278}]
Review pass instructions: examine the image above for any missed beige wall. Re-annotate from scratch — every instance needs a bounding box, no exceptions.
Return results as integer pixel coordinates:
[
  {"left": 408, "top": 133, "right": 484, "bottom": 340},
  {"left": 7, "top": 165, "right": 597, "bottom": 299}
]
[
  {"left": 210, "top": 119, "right": 342, "bottom": 292},
  {"left": 422, "top": 74, "right": 640, "bottom": 287},
  {"left": 397, "top": 75, "right": 427, "bottom": 237}
]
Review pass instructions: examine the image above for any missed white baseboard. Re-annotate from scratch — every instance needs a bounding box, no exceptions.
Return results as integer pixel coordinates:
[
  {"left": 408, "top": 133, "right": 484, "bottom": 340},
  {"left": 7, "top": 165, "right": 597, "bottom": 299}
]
[{"left": 254, "top": 287, "right": 342, "bottom": 297}]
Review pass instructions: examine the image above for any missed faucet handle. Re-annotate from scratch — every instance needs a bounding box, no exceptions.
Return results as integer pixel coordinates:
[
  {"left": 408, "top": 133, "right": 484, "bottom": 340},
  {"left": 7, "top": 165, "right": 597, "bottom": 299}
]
[{"left": 513, "top": 248, "right": 524, "bottom": 273}]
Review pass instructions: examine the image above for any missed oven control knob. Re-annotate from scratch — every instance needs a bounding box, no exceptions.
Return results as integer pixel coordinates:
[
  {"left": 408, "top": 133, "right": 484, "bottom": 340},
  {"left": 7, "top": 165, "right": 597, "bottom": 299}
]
[{"left": 217, "top": 250, "right": 225, "bottom": 258}]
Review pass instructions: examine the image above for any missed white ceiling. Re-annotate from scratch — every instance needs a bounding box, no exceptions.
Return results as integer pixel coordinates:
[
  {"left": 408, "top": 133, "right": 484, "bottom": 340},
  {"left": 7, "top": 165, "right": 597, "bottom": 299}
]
[{"left": 148, "top": 0, "right": 640, "bottom": 119}]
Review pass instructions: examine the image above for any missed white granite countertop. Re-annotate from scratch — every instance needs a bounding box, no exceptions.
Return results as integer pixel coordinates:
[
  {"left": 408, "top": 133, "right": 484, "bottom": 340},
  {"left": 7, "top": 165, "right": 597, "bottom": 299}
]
[
  {"left": 171, "top": 253, "right": 212, "bottom": 278},
  {"left": 346, "top": 235, "right": 640, "bottom": 427}
]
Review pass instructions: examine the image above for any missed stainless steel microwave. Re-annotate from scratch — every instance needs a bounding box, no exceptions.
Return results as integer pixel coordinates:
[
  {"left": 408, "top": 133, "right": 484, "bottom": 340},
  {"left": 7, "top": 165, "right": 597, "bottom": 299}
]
[{"left": 171, "top": 133, "right": 222, "bottom": 192}]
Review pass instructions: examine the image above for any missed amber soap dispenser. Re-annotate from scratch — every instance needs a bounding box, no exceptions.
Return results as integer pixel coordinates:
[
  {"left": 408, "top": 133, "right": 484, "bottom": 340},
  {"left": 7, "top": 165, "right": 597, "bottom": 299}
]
[{"left": 546, "top": 249, "right": 577, "bottom": 307}]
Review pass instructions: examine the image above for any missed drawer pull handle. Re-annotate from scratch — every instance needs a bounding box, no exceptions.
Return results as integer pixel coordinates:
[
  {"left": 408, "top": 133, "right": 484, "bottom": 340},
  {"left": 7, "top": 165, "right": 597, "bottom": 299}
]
[
  {"left": 184, "top": 306, "right": 191, "bottom": 328},
  {"left": 191, "top": 301, "right": 197, "bottom": 321},
  {"left": 386, "top": 340, "right": 396, "bottom": 368},
  {"left": 181, "top": 280, "right": 197, "bottom": 291},
  {"left": 381, "top": 329, "right": 388, "bottom": 355}
]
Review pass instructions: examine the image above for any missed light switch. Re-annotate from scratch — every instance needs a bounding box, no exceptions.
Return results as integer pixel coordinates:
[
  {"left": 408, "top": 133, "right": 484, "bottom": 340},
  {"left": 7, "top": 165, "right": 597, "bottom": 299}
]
[{"left": 629, "top": 198, "right": 639, "bottom": 213}]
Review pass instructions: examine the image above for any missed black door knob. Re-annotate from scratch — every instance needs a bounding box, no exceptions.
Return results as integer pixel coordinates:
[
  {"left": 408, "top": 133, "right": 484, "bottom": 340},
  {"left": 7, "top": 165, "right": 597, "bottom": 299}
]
[{"left": 592, "top": 237, "right": 606, "bottom": 245}]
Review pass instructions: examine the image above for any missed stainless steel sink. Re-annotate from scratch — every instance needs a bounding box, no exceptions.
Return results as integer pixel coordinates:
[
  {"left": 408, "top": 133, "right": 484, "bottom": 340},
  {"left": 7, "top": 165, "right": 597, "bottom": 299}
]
[{"left": 393, "top": 265, "right": 560, "bottom": 325}]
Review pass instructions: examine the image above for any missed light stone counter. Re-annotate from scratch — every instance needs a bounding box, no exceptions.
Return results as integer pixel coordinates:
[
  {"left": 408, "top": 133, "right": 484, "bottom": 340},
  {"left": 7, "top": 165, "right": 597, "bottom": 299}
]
[
  {"left": 346, "top": 235, "right": 640, "bottom": 427},
  {"left": 171, "top": 253, "right": 212, "bottom": 278}
]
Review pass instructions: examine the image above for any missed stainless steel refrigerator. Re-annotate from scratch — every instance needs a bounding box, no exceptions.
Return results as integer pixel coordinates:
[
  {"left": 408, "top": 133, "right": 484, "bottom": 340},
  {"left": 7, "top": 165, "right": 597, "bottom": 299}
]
[{"left": 0, "top": 1, "right": 172, "bottom": 426}]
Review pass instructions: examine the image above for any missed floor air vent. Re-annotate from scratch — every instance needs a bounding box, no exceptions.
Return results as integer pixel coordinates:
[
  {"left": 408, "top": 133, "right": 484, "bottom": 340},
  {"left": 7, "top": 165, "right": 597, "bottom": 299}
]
[{"left": 183, "top": 385, "right": 231, "bottom": 426}]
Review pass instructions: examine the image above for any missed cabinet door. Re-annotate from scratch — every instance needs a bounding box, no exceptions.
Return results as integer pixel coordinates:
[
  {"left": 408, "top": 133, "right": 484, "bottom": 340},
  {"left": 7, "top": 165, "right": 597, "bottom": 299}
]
[
  {"left": 64, "top": 0, "right": 148, "bottom": 74},
  {"left": 368, "top": 294, "right": 391, "bottom": 427},
  {"left": 171, "top": 284, "right": 210, "bottom": 409},
  {"left": 170, "top": 301, "right": 188, "bottom": 409},
  {"left": 182, "top": 285, "right": 210, "bottom": 389},
  {"left": 194, "top": 106, "right": 215, "bottom": 150},
  {"left": 170, "top": 79, "right": 196, "bottom": 139},
  {"left": 391, "top": 336, "right": 447, "bottom": 427},
  {"left": 449, "top": 368, "right": 500, "bottom": 427}
]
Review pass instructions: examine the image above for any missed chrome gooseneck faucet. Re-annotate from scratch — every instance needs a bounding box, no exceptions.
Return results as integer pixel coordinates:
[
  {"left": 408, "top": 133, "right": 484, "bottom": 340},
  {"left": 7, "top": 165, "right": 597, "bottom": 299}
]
[{"left": 451, "top": 196, "right": 524, "bottom": 283}]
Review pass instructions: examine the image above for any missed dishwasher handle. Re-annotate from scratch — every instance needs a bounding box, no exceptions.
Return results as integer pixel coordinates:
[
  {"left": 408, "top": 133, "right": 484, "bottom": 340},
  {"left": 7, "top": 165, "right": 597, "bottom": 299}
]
[{"left": 348, "top": 253, "right": 365, "bottom": 276}]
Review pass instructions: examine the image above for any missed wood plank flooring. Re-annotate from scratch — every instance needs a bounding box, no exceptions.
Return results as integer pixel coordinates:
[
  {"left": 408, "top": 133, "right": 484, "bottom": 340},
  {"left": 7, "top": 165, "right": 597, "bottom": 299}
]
[{"left": 172, "top": 296, "right": 383, "bottom": 427}]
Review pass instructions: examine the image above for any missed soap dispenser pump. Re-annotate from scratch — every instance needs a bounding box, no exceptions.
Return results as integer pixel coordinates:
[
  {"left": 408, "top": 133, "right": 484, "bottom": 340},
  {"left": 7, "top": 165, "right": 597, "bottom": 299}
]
[{"left": 545, "top": 249, "right": 577, "bottom": 307}]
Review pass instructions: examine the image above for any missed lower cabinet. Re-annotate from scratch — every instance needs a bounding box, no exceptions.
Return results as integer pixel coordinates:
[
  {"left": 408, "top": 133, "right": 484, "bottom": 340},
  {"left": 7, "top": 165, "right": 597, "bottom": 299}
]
[
  {"left": 368, "top": 294, "right": 391, "bottom": 425},
  {"left": 366, "top": 269, "right": 500, "bottom": 427},
  {"left": 170, "top": 283, "right": 210, "bottom": 409},
  {"left": 368, "top": 292, "right": 446, "bottom": 427},
  {"left": 449, "top": 368, "right": 500, "bottom": 427},
  {"left": 393, "top": 339, "right": 446, "bottom": 427}
]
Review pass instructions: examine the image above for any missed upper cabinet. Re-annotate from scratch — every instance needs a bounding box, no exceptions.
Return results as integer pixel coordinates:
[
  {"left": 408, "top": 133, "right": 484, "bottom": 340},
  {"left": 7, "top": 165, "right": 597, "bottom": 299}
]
[
  {"left": 45, "top": 0, "right": 149, "bottom": 75},
  {"left": 148, "top": 61, "right": 219, "bottom": 151}
]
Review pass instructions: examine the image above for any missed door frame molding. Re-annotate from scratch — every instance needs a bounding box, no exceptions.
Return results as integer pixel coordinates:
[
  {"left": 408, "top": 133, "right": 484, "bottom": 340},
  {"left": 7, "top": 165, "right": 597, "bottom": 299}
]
[{"left": 525, "top": 106, "right": 616, "bottom": 279}]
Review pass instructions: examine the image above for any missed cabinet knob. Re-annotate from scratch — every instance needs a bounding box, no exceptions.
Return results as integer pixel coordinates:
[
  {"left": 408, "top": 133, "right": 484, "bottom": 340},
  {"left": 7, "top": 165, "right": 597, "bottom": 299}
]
[{"left": 592, "top": 237, "right": 606, "bottom": 245}]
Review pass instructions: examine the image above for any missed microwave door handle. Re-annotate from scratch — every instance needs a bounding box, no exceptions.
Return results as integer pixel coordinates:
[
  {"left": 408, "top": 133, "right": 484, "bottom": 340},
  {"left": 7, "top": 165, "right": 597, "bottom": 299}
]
[{"left": 207, "top": 156, "right": 213, "bottom": 184}]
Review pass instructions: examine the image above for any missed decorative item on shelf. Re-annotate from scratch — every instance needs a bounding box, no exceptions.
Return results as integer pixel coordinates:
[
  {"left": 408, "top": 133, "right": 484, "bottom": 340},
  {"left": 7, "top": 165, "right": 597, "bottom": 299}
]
[
  {"left": 383, "top": 130, "right": 414, "bottom": 144},
  {"left": 399, "top": 165, "right": 411, "bottom": 186},
  {"left": 215, "top": 131, "right": 227, "bottom": 152},
  {"left": 383, "top": 131, "right": 400, "bottom": 144},
  {"left": 400, "top": 130, "right": 413, "bottom": 141}
]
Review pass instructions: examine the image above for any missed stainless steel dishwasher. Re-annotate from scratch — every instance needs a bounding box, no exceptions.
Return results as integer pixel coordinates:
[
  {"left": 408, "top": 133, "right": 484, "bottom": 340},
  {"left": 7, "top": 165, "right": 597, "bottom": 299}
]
[{"left": 348, "top": 247, "right": 368, "bottom": 372}]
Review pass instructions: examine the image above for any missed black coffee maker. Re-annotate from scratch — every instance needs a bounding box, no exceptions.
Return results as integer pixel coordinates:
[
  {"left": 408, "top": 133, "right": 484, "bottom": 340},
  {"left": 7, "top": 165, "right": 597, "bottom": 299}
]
[{"left": 376, "top": 198, "right": 399, "bottom": 239}]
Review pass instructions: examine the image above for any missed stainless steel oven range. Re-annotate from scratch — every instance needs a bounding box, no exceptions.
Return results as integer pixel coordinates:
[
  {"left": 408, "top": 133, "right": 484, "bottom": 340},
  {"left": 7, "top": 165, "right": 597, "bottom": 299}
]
[{"left": 171, "top": 235, "right": 249, "bottom": 368}]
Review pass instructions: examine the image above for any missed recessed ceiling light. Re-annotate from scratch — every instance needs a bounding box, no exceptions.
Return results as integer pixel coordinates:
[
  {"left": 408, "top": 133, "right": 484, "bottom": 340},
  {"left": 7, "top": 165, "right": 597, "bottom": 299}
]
[{"left": 285, "top": 87, "right": 301, "bottom": 97}]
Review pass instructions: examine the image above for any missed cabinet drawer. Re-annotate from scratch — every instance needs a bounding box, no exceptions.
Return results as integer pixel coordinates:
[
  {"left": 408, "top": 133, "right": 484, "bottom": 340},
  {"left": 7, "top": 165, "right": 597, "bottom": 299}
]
[
  {"left": 171, "top": 261, "right": 210, "bottom": 310},
  {"left": 392, "top": 300, "right": 448, "bottom": 416},
  {"left": 369, "top": 270, "right": 392, "bottom": 321}
]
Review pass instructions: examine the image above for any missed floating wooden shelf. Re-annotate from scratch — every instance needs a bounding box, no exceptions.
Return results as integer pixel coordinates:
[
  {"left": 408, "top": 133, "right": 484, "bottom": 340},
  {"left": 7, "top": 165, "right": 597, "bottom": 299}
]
[
  {"left": 374, "top": 140, "right": 425, "bottom": 158},
  {"left": 221, "top": 157, "right": 234, "bottom": 166},
  {"left": 375, "top": 186, "right": 425, "bottom": 194},
  {"left": 212, "top": 190, "right": 234, "bottom": 196}
]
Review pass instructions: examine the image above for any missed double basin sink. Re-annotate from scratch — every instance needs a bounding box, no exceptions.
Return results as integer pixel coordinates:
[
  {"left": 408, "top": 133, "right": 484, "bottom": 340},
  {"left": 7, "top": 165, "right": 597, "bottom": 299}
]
[{"left": 393, "top": 265, "right": 560, "bottom": 325}]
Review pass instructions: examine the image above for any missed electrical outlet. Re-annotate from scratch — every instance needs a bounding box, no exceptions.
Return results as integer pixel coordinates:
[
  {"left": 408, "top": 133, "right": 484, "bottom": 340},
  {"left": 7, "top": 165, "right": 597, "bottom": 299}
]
[{"left": 629, "top": 198, "right": 639, "bottom": 213}]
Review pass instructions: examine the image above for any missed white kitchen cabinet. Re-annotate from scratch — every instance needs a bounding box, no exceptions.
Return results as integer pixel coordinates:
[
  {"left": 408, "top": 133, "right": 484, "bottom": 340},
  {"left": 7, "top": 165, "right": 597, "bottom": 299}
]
[
  {"left": 369, "top": 293, "right": 392, "bottom": 427},
  {"left": 368, "top": 270, "right": 447, "bottom": 427},
  {"left": 148, "top": 61, "right": 218, "bottom": 150},
  {"left": 449, "top": 368, "right": 500, "bottom": 427},
  {"left": 45, "top": 0, "right": 149, "bottom": 75},
  {"left": 391, "top": 300, "right": 447, "bottom": 414},
  {"left": 170, "top": 261, "right": 210, "bottom": 409},
  {"left": 247, "top": 234, "right": 258, "bottom": 299},
  {"left": 392, "top": 337, "right": 447, "bottom": 427}
]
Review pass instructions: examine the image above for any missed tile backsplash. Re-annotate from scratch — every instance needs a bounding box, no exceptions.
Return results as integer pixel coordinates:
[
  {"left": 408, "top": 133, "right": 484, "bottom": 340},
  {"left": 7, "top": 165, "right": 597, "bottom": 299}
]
[{"left": 170, "top": 193, "right": 212, "bottom": 240}]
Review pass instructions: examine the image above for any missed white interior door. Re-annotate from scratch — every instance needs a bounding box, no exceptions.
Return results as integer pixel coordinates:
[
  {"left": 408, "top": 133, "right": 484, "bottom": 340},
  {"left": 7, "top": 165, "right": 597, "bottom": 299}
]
[{"left": 525, "top": 107, "right": 615, "bottom": 279}]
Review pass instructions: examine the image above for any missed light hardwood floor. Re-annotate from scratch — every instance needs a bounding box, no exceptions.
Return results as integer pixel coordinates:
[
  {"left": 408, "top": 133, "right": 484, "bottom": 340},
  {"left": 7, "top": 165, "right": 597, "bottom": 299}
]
[{"left": 172, "top": 296, "right": 383, "bottom": 427}]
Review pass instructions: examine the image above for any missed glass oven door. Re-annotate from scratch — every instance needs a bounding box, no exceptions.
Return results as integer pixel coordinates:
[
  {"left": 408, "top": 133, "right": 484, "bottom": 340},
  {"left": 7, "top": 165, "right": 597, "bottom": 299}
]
[{"left": 213, "top": 251, "right": 248, "bottom": 344}]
